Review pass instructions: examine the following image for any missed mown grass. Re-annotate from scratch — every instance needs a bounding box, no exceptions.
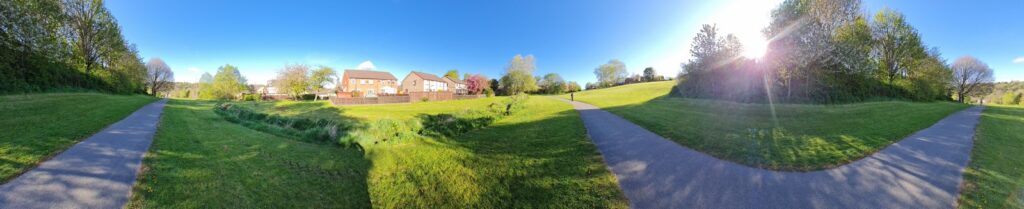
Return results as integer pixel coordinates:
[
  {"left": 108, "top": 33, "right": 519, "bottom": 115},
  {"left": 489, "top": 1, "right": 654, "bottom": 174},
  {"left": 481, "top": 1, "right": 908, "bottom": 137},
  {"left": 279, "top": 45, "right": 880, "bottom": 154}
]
[
  {"left": 958, "top": 105, "right": 1024, "bottom": 209},
  {"left": 0, "top": 93, "right": 156, "bottom": 181},
  {"left": 563, "top": 81, "right": 968, "bottom": 170},
  {"left": 363, "top": 97, "right": 627, "bottom": 208},
  {"left": 128, "top": 100, "right": 371, "bottom": 208},
  {"left": 137, "top": 97, "right": 627, "bottom": 208}
]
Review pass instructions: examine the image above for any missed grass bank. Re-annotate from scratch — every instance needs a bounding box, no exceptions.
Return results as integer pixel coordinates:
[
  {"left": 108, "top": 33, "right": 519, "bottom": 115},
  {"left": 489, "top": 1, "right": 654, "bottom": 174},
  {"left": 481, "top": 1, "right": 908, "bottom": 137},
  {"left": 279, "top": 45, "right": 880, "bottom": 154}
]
[
  {"left": 958, "top": 105, "right": 1024, "bottom": 209},
  {"left": 232, "top": 97, "right": 507, "bottom": 121},
  {"left": 0, "top": 93, "right": 156, "bottom": 181},
  {"left": 563, "top": 81, "right": 968, "bottom": 170},
  {"left": 128, "top": 100, "right": 370, "bottom": 208}
]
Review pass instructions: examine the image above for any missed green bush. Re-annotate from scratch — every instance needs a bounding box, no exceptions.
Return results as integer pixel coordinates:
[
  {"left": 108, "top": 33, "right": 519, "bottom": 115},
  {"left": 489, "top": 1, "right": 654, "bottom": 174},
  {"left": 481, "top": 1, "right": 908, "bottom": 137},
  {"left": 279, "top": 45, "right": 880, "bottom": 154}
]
[
  {"left": 213, "top": 103, "right": 352, "bottom": 144},
  {"left": 241, "top": 94, "right": 261, "bottom": 101},
  {"left": 483, "top": 88, "right": 495, "bottom": 97},
  {"left": 1002, "top": 92, "right": 1021, "bottom": 105},
  {"left": 299, "top": 94, "right": 316, "bottom": 100}
]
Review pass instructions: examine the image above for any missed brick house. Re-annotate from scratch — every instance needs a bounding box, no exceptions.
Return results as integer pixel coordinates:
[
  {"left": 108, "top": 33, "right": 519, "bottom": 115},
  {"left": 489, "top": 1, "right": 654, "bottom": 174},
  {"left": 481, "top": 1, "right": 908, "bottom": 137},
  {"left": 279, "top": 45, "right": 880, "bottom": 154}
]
[
  {"left": 339, "top": 69, "right": 398, "bottom": 97},
  {"left": 401, "top": 71, "right": 449, "bottom": 93},
  {"left": 442, "top": 76, "right": 468, "bottom": 95}
]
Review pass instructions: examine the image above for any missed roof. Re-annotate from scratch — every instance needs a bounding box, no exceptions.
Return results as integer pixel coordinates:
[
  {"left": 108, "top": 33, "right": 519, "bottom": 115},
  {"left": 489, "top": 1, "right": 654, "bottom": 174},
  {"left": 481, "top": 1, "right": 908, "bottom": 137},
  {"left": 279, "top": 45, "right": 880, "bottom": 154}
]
[
  {"left": 410, "top": 71, "right": 446, "bottom": 82},
  {"left": 344, "top": 69, "right": 397, "bottom": 80},
  {"left": 443, "top": 76, "right": 465, "bottom": 84}
]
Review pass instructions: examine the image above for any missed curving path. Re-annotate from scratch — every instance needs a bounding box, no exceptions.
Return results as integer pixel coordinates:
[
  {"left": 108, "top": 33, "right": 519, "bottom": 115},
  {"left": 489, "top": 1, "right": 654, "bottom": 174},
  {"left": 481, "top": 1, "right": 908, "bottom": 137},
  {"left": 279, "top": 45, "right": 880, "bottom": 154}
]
[
  {"left": 566, "top": 100, "right": 982, "bottom": 209},
  {"left": 0, "top": 99, "right": 167, "bottom": 209}
]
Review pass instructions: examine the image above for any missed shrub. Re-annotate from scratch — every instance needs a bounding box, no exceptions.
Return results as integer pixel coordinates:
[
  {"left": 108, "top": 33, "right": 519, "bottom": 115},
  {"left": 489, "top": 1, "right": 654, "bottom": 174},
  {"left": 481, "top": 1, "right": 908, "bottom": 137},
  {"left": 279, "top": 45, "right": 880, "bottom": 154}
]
[
  {"left": 340, "top": 119, "right": 422, "bottom": 148},
  {"left": 483, "top": 88, "right": 495, "bottom": 97},
  {"left": 241, "top": 94, "right": 261, "bottom": 101},
  {"left": 213, "top": 103, "right": 353, "bottom": 144},
  {"left": 299, "top": 94, "right": 316, "bottom": 101},
  {"left": 420, "top": 97, "right": 430, "bottom": 102},
  {"left": 1002, "top": 92, "right": 1021, "bottom": 105}
]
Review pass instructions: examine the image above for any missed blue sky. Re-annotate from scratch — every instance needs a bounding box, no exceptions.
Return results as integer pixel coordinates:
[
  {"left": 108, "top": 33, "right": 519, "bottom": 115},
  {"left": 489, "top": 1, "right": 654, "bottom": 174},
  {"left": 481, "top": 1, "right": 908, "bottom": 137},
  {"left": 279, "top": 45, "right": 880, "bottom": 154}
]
[{"left": 106, "top": 0, "right": 1023, "bottom": 84}]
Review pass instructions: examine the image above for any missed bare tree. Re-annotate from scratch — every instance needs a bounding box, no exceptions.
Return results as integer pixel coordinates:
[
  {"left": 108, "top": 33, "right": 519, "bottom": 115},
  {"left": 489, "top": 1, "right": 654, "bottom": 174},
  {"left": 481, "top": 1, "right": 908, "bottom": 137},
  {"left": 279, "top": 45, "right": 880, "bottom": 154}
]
[
  {"left": 145, "top": 57, "right": 174, "bottom": 96},
  {"left": 950, "top": 56, "right": 994, "bottom": 103},
  {"left": 274, "top": 64, "right": 310, "bottom": 100}
]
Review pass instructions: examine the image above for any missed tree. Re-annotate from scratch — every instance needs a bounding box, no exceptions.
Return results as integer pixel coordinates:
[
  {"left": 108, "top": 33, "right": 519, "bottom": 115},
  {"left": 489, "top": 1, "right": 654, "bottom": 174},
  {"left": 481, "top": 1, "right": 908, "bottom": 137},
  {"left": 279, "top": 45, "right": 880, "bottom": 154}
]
[
  {"left": 145, "top": 57, "right": 174, "bottom": 96},
  {"left": 203, "top": 65, "right": 247, "bottom": 100},
  {"left": 566, "top": 81, "right": 582, "bottom": 92},
  {"left": 465, "top": 74, "right": 490, "bottom": 95},
  {"left": 643, "top": 67, "right": 657, "bottom": 82},
  {"left": 950, "top": 56, "right": 994, "bottom": 103},
  {"left": 873, "top": 9, "right": 925, "bottom": 86},
  {"left": 594, "top": 59, "right": 628, "bottom": 87},
  {"left": 489, "top": 78, "right": 500, "bottom": 95},
  {"left": 65, "top": 0, "right": 118, "bottom": 75},
  {"left": 308, "top": 65, "right": 336, "bottom": 100},
  {"left": 1001, "top": 92, "right": 1022, "bottom": 105},
  {"left": 444, "top": 69, "right": 459, "bottom": 80},
  {"left": 538, "top": 73, "right": 566, "bottom": 94},
  {"left": 499, "top": 54, "right": 538, "bottom": 95},
  {"left": 275, "top": 64, "right": 310, "bottom": 99}
]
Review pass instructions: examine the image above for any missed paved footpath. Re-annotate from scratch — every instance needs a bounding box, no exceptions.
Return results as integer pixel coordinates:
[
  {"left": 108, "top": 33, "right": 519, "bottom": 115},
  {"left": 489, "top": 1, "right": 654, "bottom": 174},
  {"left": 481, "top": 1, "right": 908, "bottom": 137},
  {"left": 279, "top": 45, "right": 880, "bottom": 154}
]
[
  {"left": 0, "top": 99, "right": 167, "bottom": 209},
  {"left": 566, "top": 100, "right": 982, "bottom": 209}
]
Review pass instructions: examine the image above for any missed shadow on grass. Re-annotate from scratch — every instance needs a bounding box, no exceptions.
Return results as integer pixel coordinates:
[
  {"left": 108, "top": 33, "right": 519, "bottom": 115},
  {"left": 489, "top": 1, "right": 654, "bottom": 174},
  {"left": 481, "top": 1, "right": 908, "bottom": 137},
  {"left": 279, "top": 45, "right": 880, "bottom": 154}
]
[{"left": 130, "top": 99, "right": 374, "bottom": 208}]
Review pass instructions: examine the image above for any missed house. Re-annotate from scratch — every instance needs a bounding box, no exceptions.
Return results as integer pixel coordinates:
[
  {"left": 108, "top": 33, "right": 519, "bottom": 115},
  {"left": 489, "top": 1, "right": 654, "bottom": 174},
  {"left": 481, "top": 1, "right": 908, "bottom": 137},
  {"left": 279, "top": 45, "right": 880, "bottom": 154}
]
[
  {"left": 339, "top": 69, "right": 399, "bottom": 97},
  {"left": 401, "top": 71, "right": 449, "bottom": 93},
  {"left": 442, "top": 76, "right": 468, "bottom": 95}
]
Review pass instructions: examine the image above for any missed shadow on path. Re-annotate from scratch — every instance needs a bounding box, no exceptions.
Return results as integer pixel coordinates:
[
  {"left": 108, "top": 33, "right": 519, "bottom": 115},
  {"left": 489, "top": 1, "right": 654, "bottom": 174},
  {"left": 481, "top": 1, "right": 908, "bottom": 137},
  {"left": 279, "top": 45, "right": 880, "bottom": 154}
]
[
  {"left": 563, "top": 99, "right": 982, "bottom": 209},
  {"left": 0, "top": 99, "right": 167, "bottom": 209}
]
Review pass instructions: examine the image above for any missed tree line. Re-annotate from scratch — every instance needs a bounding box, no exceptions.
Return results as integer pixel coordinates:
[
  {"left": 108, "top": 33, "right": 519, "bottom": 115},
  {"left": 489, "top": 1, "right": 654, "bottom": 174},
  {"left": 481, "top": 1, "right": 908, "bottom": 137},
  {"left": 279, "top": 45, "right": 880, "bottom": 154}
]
[
  {"left": 677, "top": 0, "right": 993, "bottom": 103},
  {"left": 1, "top": 0, "right": 154, "bottom": 94}
]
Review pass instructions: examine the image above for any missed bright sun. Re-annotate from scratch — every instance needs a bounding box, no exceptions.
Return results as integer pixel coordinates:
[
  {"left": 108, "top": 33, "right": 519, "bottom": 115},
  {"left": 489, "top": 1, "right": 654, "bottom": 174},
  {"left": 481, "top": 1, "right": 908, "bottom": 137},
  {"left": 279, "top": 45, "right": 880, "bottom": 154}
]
[
  {"left": 741, "top": 37, "right": 769, "bottom": 59},
  {"left": 712, "top": 0, "right": 779, "bottom": 59}
]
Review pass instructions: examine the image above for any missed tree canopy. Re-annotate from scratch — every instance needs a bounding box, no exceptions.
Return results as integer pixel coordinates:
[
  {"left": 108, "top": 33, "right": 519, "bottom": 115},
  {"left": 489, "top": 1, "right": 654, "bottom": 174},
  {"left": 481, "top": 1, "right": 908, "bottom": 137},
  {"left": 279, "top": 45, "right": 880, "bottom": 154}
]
[{"left": 499, "top": 54, "right": 538, "bottom": 95}]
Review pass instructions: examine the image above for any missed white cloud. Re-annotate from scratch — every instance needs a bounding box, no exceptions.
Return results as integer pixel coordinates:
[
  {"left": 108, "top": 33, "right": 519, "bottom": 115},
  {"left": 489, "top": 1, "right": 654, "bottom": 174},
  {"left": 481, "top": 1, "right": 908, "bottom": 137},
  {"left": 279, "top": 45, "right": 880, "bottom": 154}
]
[
  {"left": 357, "top": 60, "right": 376, "bottom": 70},
  {"left": 1013, "top": 57, "right": 1024, "bottom": 64}
]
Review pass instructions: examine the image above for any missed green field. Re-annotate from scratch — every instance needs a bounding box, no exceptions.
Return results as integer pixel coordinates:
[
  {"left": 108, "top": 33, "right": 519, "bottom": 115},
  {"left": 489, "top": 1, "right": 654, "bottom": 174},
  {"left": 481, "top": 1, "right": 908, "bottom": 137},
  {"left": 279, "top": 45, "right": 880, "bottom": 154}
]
[
  {"left": 136, "top": 96, "right": 627, "bottom": 208},
  {"left": 128, "top": 100, "right": 371, "bottom": 208},
  {"left": 0, "top": 93, "right": 156, "bottom": 181},
  {"left": 958, "top": 105, "right": 1024, "bottom": 209},
  {"left": 563, "top": 81, "right": 968, "bottom": 170}
]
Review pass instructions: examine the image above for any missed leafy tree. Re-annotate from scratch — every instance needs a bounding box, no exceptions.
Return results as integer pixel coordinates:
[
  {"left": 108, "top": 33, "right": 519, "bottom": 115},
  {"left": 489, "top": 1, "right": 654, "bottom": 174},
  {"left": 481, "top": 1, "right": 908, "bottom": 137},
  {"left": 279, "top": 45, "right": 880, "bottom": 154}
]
[
  {"left": 275, "top": 64, "right": 310, "bottom": 99},
  {"left": 205, "top": 65, "right": 247, "bottom": 100},
  {"left": 594, "top": 59, "right": 628, "bottom": 87},
  {"left": 643, "top": 67, "right": 657, "bottom": 82},
  {"left": 489, "top": 78, "right": 500, "bottom": 95},
  {"left": 465, "top": 74, "right": 490, "bottom": 95},
  {"left": 538, "top": 73, "right": 566, "bottom": 94},
  {"left": 444, "top": 69, "right": 459, "bottom": 80},
  {"left": 950, "top": 56, "right": 994, "bottom": 103},
  {"left": 499, "top": 54, "right": 538, "bottom": 95},
  {"left": 566, "top": 81, "right": 582, "bottom": 92},
  {"left": 873, "top": 9, "right": 925, "bottom": 86},
  {"left": 65, "top": 0, "right": 119, "bottom": 75},
  {"left": 308, "top": 65, "right": 336, "bottom": 99},
  {"left": 145, "top": 57, "right": 174, "bottom": 96}
]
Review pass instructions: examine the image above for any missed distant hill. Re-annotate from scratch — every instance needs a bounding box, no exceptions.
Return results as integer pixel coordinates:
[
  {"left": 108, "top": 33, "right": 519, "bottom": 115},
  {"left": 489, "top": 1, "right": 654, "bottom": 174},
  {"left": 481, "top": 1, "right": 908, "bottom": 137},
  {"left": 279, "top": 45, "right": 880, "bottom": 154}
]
[{"left": 983, "top": 81, "right": 1024, "bottom": 105}]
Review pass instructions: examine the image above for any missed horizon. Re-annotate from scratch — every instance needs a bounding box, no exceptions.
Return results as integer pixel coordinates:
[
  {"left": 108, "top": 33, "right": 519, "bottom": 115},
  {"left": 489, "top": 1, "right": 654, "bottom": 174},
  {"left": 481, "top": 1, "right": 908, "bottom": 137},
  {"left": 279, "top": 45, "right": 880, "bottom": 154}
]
[{"left": 106, "top": 0, "right": 1024, "bottom": 85}]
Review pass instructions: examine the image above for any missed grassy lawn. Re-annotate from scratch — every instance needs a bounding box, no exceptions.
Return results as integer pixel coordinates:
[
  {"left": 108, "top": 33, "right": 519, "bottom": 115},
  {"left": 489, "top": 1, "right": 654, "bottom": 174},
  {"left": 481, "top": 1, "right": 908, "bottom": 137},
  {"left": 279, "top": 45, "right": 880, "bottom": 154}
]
[
  {"left": 563, "top": 81, "right": 969, "bottom": 170},
  {"left": 232, "top": 97, "right": 506, "bottom": 121},
  {"left": 137, "top": 97, "right": 627, "bottom": 208},
  {"left": 0, "top": 93, "right": 156, "bottom": 181},
  {"left": 128, "top": 100, "right": 371, "bottom": 208},
  {"left": 363, "top": 97, "right": 627, "bottom": 208},
  {"left": 958, "top": 105, "right": 1024, "bottom": 209}
]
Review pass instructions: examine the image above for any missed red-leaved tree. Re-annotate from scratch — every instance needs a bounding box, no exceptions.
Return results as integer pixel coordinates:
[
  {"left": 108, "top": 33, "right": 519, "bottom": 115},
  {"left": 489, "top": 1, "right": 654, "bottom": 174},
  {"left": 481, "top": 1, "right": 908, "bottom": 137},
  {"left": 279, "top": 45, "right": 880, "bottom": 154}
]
[{"left": 466, "top": 74, "right": 490, "bottom": 95}]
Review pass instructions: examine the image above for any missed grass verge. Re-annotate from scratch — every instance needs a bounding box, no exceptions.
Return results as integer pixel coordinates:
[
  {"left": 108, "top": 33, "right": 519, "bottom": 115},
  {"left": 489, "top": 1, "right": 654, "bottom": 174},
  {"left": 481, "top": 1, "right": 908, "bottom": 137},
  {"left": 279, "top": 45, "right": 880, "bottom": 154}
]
[
  {"left": 958, "top": 105, "right": 1024, "bottom": 209},
  {"left": 127, "top": 100, "right": 370, "bottom": 208},
  {"left": 563, "top": 81, "right": 968, "bottom": 170},
  {"left": 0, "top": 93, "right": 155, "bottom": 181}
]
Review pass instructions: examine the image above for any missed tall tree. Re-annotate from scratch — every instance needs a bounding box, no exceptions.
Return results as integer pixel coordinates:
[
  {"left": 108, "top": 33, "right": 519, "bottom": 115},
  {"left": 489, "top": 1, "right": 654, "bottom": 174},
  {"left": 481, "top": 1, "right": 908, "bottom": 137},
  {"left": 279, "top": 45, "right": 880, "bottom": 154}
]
[
  {"left": 872, "top": 8, "right": 925, "bottom": 86},
  {"left": 145, "top": 57, "right": 174, "bottom": 96},
  {"left": 950, "top": 56, "right": 994, "bottom": 103},
  {"left": 594, "top": 59, "right": 628, "bottom": 87},
  {"left": 275, "top": 64, "right": 310, "bottom": 99},
  {"left": 65, "top": 0, "right": 117, "bottom": 74},
  {"left": 499, "top": 54, "right": 538, "bottom": 95},
  {"left": 308, "top": 65, "right": 336, "bottom": 99}
]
